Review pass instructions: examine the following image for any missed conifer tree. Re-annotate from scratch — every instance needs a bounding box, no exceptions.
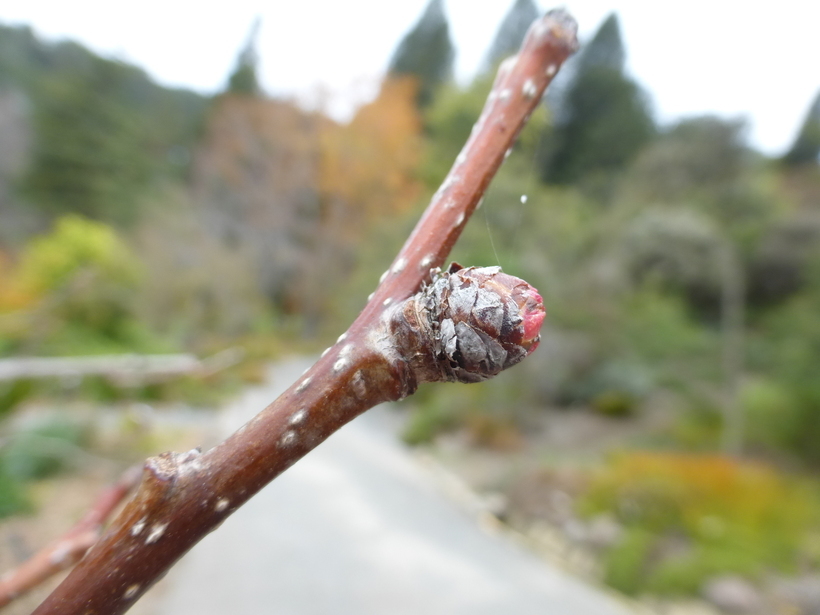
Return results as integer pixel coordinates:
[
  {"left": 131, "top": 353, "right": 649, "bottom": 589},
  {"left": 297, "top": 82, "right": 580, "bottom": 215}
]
[
  {"left": 783, "top": 90, "right": 820, "bottom": 166},
  {"left": 482, "top": 0, "right": 539, "bottom": 72},
  {"left": 387, "top": 0, "right": 455, "bottom": 108},
  {"left": 226, "top": 19, "right": 262, "bottom": 96},
  {"left": 541, "top": 13, "right": 653, "bottom": 186},
  {"left": 575, "top": 12, "right": 625, "bottom": 74}
]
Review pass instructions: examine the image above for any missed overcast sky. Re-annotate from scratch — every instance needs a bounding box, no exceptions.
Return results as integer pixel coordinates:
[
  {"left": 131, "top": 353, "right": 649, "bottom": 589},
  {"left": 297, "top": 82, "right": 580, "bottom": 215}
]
[{"left": 1, "top": 0, "right": 818, "bottom": 155}]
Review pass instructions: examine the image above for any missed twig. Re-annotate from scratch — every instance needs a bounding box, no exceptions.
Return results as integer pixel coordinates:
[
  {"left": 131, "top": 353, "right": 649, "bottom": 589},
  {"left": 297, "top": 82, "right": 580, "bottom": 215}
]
[
  {"left": 33, "top": 11, "right": 577, "bottom": 615},
  {"left": 0, "top": 465, "right": 141, "bottom": 608}
]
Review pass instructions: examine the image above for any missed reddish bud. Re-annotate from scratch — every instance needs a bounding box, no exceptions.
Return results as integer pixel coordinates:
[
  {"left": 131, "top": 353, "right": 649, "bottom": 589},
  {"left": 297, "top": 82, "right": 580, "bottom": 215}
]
[{"left": 409, "top": 264, "right": 545, "bottom": 384}]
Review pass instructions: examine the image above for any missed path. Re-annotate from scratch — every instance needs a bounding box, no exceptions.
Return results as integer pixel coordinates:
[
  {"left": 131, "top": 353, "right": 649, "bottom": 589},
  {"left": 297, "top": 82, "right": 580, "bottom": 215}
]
[{"left": 152, "top": 356, "right": 635, "bottom": 615}]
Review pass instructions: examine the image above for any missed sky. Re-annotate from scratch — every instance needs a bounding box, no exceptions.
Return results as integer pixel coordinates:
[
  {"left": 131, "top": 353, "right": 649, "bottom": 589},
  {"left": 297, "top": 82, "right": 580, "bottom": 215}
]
[{"left": 0, "top": 0, "right": 818, "bottom": 155}]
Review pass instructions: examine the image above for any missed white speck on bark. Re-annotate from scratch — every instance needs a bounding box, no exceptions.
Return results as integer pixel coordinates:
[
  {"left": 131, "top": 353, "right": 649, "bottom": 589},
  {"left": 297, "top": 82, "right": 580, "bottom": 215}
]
[
  {"left": 280, "top": 430, "right": 297, "bottom": 447},
  {"left": 499, "top": 56, "right": 517, "bottom": 75},
  {"left": 130, "top": 517, "right": 147, "bottom": 537},
  {"left": 321, "top": 347, "right": 331, "bottom": 358},
  {"left": 498, "top": 88, "right": 511, "bottom": 102},
  {"left": 337, "top": 332, "right": 347, "bottom": 344},
  {"left": 454, "top": 213, "right": 465, "bottom": 228},
  {"left": 214, "top": 498, "right": 230, "bottom": 513},
  {"left": 546, "top": 64, "right": 557, "bottom": 76},
  {"left": 504, "top": 148, "right": 513, "bottom": 160},
  {"left": 436, "top": 175, "right": 459, "bottom": 199},
  {"left": 420, "top": 254, "right": 434, "bottom": 270},
  {"left": 123, "top": 584, "right": 140, "bottom": 600},
  {"left": 145, "top": 523, "right": 168, "bottom": 545},
  {"left": 367, "top": 292, "right": 375, "bottom": 302},
  {"left": 455, "top": 151, "right": 467, "bottom": 165},
  {"left": 379, "top": 269, "right": 389, "bottom": 283},
  {"left": 392, "top": 257, "right": 407, "bottom": 274},
  {"left": 477, "top": 197, "right": 484, "bottom": 209},
  {"left": 522, "top": 79, "right": 537, "bottom": 99},
  {"left": 295, "top": 377, "right": 312, "bottom": 394},
  {"left": 289, "top": 408, "right": 307, "bottom": 425},
  {"left": 383, "top": 297, "right": 393, "bottom": 307},
  {"left": 333, "top": 358, "right": 349, "bottom": 373}
]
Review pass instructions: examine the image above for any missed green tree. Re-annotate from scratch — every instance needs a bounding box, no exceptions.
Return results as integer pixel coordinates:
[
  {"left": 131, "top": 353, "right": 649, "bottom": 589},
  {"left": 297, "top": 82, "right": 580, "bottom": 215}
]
[
  {"left": 388, "top": 0, "right": 455, "bottom": 108},
  {"left": 226, "top": 18, "right": 262, "bottom": 96},
  {"left": 625, "top": 117, "right": 754, "bottom": 222},
  {"left": 782, "top": 90, "right": 820, "bottom": 166},
  {"left": 574, "top": 12, "right": 625, "bottom": 74},
  {"left": 481, "top": 0, "right": 539, "bottom": 72},
  {"left": 541, "top": 13, "right": 654, "bottom": 186},
  {"left": 22, "top": 59, "right": 153, "bottom": 224}
]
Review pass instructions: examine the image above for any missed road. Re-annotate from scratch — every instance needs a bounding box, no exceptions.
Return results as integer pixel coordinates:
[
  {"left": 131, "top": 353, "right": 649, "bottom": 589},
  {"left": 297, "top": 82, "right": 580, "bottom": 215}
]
[{"left": 151, "top": 356, "right": 634, "bottom": 615}]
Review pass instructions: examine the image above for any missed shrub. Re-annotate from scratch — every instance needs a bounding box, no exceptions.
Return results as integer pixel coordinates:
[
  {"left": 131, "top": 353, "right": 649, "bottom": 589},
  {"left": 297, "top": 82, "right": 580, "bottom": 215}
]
[
  {"left": 2, "top": 417, "right": 88, "bottom": 480},
  {"left": 580, "top": 451, "right": 820, "bottom": 595},
  {"left": 0, "top": 215, "right": 165, "bottom": 356}
]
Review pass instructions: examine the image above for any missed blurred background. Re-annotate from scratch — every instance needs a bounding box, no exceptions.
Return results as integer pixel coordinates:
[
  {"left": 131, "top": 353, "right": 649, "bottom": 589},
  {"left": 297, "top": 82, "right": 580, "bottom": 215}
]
[{"left": 1, "top": 0, "right": 820, "bottom": 613}]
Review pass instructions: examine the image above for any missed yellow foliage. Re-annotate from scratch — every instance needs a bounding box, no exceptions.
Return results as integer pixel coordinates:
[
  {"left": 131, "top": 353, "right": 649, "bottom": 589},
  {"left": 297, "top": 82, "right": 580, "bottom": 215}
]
[
  {"left": 0, "top": 252, "right": 35, "bottom": 312},
  {"left": 320, "top": 77, "right": 423, "bottom": 234},
  {"left": 582, "top": 451, "right": 820, "bottom": 594},
  {"left": 584, "top": 451, "right": 817, "bottom": 540},
  {"left": 9, "top": 215, "right": 139, "bottom": 303}
]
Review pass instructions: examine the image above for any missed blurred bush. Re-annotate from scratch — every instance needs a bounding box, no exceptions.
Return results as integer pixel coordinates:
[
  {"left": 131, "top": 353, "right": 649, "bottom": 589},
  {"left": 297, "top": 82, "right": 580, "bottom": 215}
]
[
  {"left": 1, "top": 416, "right": 87, "bottom": 480},
  {"left": 402, "top": 377, "right": 530, "bottom": 449},
  {"left": 0, "top": 214, "right": 161, "bottom": 356},
  {"left": 580, "top": 452, "right": 820, "bottom": 594},
  {"left": 0, "top": 415, "right": 89, "bottom": 518}
]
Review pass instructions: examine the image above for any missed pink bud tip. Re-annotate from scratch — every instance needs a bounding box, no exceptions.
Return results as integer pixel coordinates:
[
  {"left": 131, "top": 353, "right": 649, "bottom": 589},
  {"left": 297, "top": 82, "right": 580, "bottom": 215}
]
[
  {"left": 416, "top": 264, "right": 545, "bottom": 383},
  {"left": 521, "top": 286, "right": 545, "bottom": 353},
  {"left": 488, "top": 272, "right": 543, "bottom": 355}
]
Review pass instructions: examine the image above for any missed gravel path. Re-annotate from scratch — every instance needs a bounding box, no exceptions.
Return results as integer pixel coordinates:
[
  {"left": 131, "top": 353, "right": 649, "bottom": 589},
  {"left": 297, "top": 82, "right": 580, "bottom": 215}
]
[{"left": 151, "top": 356, "right": 635, "bottom": 615}]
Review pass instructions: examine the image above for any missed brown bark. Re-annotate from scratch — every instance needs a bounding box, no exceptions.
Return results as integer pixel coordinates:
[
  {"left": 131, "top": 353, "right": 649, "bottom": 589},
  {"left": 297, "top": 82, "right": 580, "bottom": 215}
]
[
  {"left": 0, "top": 465, "right": 141, "bottom": 608},
  {"left": 32, "top": 11, "right": 577, "bottom": 615}
]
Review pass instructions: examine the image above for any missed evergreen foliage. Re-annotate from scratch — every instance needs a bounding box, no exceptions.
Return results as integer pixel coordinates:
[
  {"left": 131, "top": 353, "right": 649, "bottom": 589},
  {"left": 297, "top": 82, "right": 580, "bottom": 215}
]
[
  {"left": 0, "top": 24, "right": 207, "bottom": 224},
  {"left": 482, "top": 0, "right": 539, "bottom": 72},
  {"left": 387, "top": 0, "right": 455, "bottom": 108},
  {"left": 23, "top": 63, "right": 153, "bottom": 223},
  {"left": 541, "top": 13, "right": 654, "bottom": 185},
  {"left": 782, "top": 90, "right": 820, "bottom": 166},
  {"left": 227, "top": 19, "right": 262, "bottom": 96},
  {"left": 576, "top": 13, "right": 625, "bottom": 74}
]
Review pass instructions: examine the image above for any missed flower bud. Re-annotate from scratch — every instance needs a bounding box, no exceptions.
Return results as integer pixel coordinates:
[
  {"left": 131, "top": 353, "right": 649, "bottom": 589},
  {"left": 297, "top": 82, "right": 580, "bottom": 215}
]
[{"left": 418, "top": 264, "right": 544, "bottom": 383}]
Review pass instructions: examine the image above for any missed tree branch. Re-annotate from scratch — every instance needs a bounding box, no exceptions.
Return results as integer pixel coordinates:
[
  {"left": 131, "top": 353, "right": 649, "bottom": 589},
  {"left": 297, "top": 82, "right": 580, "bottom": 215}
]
[
  {"left": 32, "top": 11, "right": 577, "bottom": 615},
  {"left": 0, "top": 465, "right": 141, "bottom": 608}
]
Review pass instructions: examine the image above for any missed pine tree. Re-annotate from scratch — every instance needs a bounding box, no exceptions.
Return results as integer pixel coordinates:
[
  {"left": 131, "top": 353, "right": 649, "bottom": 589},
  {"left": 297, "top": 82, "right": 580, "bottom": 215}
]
[
  {"left": 575, "top": 13, "right": 625, "bottom": 74},
  {"left": 227, "top": 18, "right": 261, "bottom": 96},
  {"left": 482, "top": 0, "right": 539, "bottom": 72},
  {"left": 783, "top": 90, "right": 820, "bottom": 166},
  {"left": 387, "top": 0, "right": 455, "bottom": 108},
  {"left": 541, "top": 13, "right": 654, "bottom": 186}
]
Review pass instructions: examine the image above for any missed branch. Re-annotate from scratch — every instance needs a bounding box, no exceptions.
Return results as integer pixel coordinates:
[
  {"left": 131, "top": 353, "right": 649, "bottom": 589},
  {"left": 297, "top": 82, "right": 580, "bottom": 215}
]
[
  {"left": 33, "top": 11, "right": 577, "bottom": 615},
  {"left": 0, "top": 465, "right": 141, "bottom": 608}
]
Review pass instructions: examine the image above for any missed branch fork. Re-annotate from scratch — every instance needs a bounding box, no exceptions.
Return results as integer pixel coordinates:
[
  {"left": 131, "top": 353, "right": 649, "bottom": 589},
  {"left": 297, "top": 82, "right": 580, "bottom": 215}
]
[{"left": 28, "top": 10, "right": 578, "bottom": 614}]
